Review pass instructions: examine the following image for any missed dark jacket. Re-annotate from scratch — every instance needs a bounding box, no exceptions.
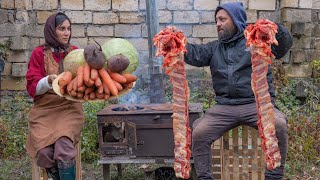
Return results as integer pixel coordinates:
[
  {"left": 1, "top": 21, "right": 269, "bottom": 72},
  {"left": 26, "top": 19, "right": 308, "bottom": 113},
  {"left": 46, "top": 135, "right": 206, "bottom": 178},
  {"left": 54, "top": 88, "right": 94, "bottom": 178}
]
[{"left": 185, "top": 2, "right": 292, "bottom": 105}]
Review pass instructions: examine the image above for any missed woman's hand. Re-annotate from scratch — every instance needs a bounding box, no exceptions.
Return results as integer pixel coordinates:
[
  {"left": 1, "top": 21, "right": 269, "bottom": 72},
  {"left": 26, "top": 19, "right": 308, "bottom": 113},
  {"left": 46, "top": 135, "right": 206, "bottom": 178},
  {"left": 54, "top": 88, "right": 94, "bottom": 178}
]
[{"left": 48, "top": 74, "right": 58, "bottom": 85}]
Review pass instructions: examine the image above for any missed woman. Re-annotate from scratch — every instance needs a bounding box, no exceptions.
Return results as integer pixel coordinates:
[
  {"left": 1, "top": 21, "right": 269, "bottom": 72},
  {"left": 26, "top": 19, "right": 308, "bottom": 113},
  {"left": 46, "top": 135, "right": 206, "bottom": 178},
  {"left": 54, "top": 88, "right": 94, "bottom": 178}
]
[{"left": 26, "top": 12, "right": 84, "bottom": 180}]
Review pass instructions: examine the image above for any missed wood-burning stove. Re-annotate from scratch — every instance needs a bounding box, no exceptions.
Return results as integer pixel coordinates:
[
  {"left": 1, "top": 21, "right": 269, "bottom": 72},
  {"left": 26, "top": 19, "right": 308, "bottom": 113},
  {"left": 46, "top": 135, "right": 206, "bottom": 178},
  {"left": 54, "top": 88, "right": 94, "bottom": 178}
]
[{"left": 97, "top": 103, "right": 203, "bottom": 179}]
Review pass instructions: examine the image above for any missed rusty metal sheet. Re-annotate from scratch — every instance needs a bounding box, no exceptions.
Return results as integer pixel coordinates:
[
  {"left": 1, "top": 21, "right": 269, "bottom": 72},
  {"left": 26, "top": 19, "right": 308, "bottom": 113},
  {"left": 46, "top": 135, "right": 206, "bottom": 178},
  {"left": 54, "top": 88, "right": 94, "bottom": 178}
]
[{"left": 125, "top": 121, "right": 137, "bottom": 154}]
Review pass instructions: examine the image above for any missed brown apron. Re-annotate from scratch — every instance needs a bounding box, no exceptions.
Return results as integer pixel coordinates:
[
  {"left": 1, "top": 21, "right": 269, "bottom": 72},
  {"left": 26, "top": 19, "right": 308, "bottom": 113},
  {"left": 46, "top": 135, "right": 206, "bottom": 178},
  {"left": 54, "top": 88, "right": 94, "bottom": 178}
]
[{"left": 26, "top": 49, "right": 84, "bottom": 158}]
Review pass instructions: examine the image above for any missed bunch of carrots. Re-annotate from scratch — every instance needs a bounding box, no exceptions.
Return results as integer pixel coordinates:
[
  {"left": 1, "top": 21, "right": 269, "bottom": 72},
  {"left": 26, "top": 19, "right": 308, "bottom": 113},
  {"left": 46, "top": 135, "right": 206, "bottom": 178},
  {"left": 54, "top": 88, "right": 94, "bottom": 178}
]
[{"left": 58, "top": 63, "right": 137, "bottom": 101}]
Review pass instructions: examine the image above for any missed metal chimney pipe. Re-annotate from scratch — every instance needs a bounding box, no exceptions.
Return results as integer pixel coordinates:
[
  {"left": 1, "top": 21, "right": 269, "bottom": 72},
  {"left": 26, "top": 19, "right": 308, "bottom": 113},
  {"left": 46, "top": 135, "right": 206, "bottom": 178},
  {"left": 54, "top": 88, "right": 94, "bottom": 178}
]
[
  {"left": 146, "top": 0, "right": 166, "bottom": 103},
  {"left": 0, "top": 52, "right": 4, "bottom": 108}
]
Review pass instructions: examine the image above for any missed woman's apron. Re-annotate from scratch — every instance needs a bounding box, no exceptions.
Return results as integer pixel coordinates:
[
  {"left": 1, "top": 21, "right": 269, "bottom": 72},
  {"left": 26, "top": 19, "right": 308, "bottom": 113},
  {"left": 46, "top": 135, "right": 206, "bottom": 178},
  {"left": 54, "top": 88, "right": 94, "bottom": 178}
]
[{"left": 26, "top": 49, "right": 84, "bottom": 158}]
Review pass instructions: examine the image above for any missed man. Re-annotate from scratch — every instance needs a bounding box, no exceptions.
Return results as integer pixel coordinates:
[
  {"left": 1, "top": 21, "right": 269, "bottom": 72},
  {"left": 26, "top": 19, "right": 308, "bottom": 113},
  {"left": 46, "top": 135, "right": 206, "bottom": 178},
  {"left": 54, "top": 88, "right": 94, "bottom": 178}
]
[{"left": 184, "top": 2, "right": 292, "bottom": 180}]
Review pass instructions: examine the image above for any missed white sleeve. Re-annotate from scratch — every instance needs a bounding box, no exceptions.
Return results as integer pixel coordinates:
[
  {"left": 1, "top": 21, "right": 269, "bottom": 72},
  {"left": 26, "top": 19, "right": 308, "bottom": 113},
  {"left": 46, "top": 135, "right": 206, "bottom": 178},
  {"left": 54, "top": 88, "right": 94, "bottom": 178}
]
[{"left": 35, "top": 76, "right": 52, "bottom": 96}]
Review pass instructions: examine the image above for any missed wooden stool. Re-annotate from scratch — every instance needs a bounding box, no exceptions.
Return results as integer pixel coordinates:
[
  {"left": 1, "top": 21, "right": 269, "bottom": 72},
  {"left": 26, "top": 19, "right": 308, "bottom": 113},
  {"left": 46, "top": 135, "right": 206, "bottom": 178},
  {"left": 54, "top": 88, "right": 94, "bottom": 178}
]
[
  {"left": 211, "top": 126, "right": 266, "bottom": 180},
  {"left": 31, "top": 142, "right": 82, "bottom": 180}
]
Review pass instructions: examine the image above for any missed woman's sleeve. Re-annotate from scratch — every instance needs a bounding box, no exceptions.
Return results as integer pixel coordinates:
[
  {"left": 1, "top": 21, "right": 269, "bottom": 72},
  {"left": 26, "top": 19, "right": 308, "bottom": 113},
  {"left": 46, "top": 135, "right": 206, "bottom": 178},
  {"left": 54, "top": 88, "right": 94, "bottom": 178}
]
[
  {"left": 271, "top": 23, "right": 293, "bottom": 59},
  {"left": 35, "top": 76, "right": 52, "bottom": 96},
  {"left": 184, "top": 41, "right": 217, "bottom": 67},
  {"left": 26, "top": 48, "right": 46, "bottom": 98},
  {"left": 71, "top": 45, "right": 78, "bottom": 50}
]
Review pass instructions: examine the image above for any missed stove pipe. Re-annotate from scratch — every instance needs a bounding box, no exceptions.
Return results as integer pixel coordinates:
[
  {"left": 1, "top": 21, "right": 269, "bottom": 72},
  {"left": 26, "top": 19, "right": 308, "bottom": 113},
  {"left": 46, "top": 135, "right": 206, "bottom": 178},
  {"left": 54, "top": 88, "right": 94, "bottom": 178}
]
[
  {"left": 0, "top": 52, "right": 4, "bottom": 107},
  {"left": 146, "top": 0, "right": 166, "bottom": 104}
]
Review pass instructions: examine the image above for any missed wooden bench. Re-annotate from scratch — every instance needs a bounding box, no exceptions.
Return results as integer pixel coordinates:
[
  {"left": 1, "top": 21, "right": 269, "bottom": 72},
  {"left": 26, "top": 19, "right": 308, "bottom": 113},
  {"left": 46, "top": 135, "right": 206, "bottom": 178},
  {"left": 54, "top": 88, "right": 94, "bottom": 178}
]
[
  {"left": 211, "top": 125, "right": 265, "bottom": 180},
  {"left": 31, "top": 142, "right": 82, "bottom": 180}
]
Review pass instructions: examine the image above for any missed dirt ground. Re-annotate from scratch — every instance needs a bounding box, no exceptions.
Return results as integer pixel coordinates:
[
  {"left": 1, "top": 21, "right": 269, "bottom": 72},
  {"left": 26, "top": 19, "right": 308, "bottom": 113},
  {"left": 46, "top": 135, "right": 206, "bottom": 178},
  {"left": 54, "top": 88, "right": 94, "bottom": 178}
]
[
  {"left": 0, "top": 157, "right": 148, "bottom": 180},
  {"left": 0, "top": 156, "right": 199, "bottom": 179}
]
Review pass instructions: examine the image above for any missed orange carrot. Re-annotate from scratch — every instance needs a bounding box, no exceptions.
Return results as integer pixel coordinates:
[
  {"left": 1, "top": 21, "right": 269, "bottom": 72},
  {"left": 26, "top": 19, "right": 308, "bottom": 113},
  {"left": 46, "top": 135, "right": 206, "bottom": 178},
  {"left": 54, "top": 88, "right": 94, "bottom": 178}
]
[
  {"left": 72, "top": 77, "right": 78, "bottom": 91},
  {"left": 78, "top": 85, "right": 86, "bottom": 93},
  {"left": 84, "top": 63, "right": 90, "bottom": 83},
  {"left": 89, "top": 92, "right": 96, "bottom": 100},
  {"left": 77, "top": 92, "right": 84, "bottom": 99},
  {"left": 83, "top": 95, "right": 89, "bottom": 102},
  {"left": 91, "top": 69, "right": 98, "bottom": 81},
  {"left": 123, "top": 73, "right": 137, "bottom": 83},
  {"left": 108, "top": 70, "right": 127, "bottom": 84},
  {"left": 124, "top": 82, "right": 134, "bottom": 89},
  {"left": 67, "top": 78, "right": 75, "bottom": 94},
  {"left": 99, "top": 68, "right": 118, "bottom": 96},
  {"left": 97, "top": 85, "right": 104, "bottom": 94},
  {"left": 113, "top": 80, "right": 123, "bottom": 91},
  {"left": 95, "top": 77, "right": 102, "bottom": 87},
  {"left": 104, "top": 93, "right": 110, "bottom": 100},
  {"left": 77, "top": 66, "right": 84, "bottom": 87},
  {"left": 70, "top": 90, "right": 77, "bottom": 97},
  {"left": 60, "top": 86, "right": 65, "bottom": 95},
  {"left": 85, "top": 79, "right": 95, "bottom": 87},
  {"left": 102, "top": 82, "right": 110, "bottom": 95},
  {"left": 96, "top": 92, "right": 104, "bottom": 99},
  {"left": 85, "top": 87, "right": 94, "bottom": 95},
  {"left": 58, "top": 71, "right": 73, "bottom": 87}
]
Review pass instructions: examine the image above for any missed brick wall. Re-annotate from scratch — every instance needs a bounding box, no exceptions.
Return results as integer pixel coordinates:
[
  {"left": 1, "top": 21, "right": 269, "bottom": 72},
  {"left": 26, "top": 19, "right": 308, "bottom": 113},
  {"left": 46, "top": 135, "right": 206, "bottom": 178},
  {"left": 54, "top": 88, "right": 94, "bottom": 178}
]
[{"left": 0, "top": 0, "right": 319, "bottom": 102}]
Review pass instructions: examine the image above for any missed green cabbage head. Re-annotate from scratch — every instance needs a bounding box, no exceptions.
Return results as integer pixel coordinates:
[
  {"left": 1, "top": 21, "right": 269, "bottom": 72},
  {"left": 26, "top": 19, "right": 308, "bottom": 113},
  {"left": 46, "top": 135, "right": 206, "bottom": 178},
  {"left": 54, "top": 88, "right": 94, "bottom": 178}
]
[
  {"left": 102, "top": 38, "right": 139, "bottom": 74},
  {"left": 63, "top": 49, "right": 86, "bottom": 77}
]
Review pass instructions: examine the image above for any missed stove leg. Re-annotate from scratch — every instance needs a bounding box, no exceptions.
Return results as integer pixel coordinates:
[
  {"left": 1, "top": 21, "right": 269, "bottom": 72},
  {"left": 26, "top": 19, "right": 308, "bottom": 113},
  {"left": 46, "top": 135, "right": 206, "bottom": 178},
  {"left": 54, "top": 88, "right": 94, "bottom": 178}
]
[
  {"left": 117, "top": 164, "right": 122, "bottom": 178},
  {"left": 103, "top": 164, "right": 111, "bottom": 180}
]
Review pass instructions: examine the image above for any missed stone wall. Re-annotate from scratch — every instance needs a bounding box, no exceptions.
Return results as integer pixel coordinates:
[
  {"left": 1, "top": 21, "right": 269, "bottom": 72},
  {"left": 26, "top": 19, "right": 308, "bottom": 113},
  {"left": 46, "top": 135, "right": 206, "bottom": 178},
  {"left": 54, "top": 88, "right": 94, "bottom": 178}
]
[
  {"left": 0, "top": 0, "right": 319, "bottom": 102},
  {"left": 281, "top": 0, "right": 316, "bottom": 78}
]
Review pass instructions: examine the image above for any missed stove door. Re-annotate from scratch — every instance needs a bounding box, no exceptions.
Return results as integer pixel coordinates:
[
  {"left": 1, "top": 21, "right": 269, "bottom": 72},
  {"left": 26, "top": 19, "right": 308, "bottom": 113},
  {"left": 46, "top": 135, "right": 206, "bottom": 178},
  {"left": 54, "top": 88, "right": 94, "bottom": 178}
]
[{"left": 135, "top": 123, "right": 175, "bottom": 157}]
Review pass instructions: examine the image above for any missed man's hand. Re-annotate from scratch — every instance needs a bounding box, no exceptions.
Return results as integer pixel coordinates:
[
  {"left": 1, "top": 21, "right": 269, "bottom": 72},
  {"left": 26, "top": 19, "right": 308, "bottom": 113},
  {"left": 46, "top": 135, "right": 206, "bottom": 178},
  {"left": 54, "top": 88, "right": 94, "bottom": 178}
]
[{"left": 48, "top": 74, "right": 57, "bottom": 85}]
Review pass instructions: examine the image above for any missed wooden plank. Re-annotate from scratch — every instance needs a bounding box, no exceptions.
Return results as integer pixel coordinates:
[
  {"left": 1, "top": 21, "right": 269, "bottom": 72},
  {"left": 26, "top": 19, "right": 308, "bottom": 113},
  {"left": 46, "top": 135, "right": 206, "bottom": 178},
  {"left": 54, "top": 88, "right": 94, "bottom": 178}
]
[
  {"left": 212, "top": 158, "right": 222, "bottom": 165},
  {"left": 32, "top": 158, "right": 47, "bottom": 180},
  {"left": 212, "top": 138, "right": 222, "bottom": 176},
  {"left": 232, "top": 128, "right": 239, "bottom": 180},
  {"left": 214, "top": 138, "right": 221, "bottom": 146},
  {"left": 212, "top": 149, "right": 221, "bottom": 154},
  {"left": 212, "top": 166, "right": 222, "bottom": 172},
  {"left": 251, "top": 128, "right": 259, "bottom": 179},
  {"left": 43, "top": 169, "right": 48, "bottom": 180},
  {"left": 31, "top": 159, "right": 41, "bottom": 180},
  {"left": 259, "top": 137, "right": 266, "bottom": 180},
  {"left": 213, "top": 173, "right": 222, "bottom": 179},
  {"left": 242, "top": 126, "right": 249, "bottom": 179},
  {"left": 215, "top": 166, "right": 264, "bottom": 172},
  {"left": 219, "top": 157, "right": 266, "bottom": 166},
  {"left": 219, "top": 138, "right": 224, "bottom": 178},
  {"left": 223, "top": 132, "right": 230, "bottom": 180},
  {"left": 213, "top": 149, "right": 264, "bottom": 157},
  {"left": 76, "top": 142, "right": 82, "bottom": 180}
]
